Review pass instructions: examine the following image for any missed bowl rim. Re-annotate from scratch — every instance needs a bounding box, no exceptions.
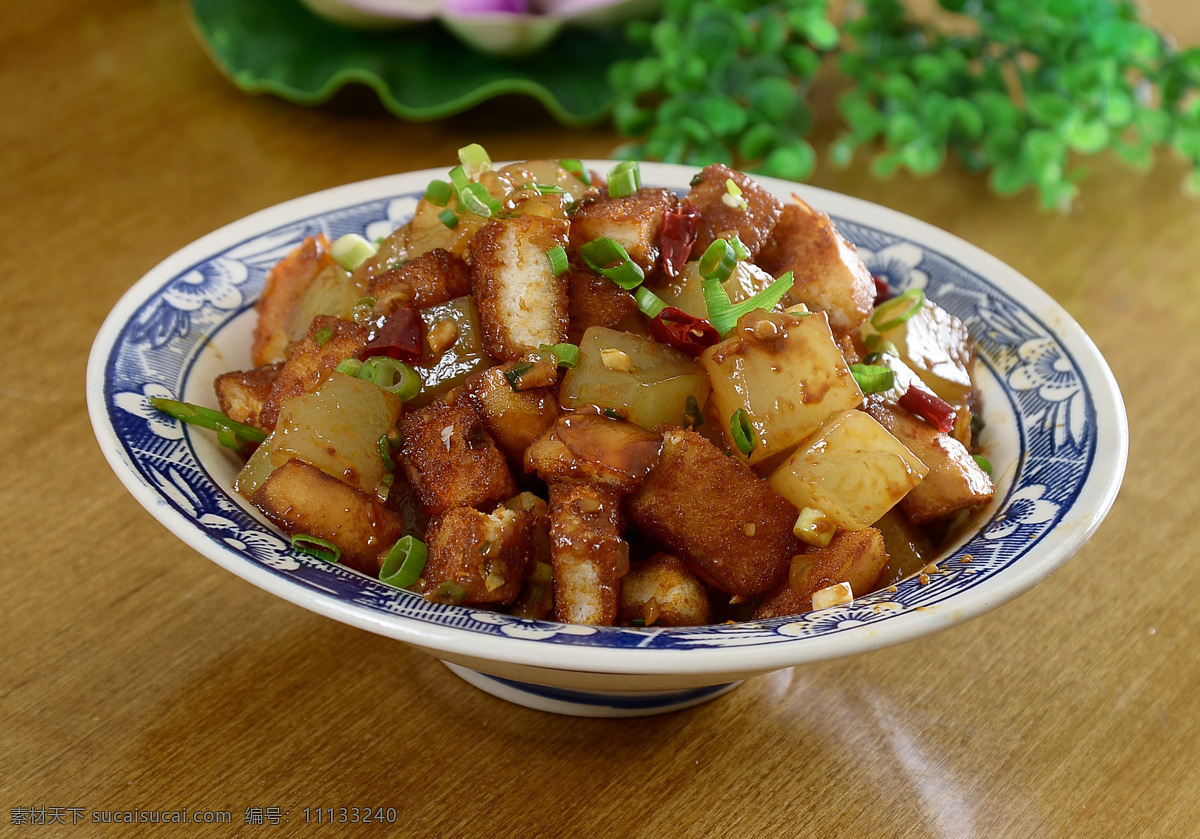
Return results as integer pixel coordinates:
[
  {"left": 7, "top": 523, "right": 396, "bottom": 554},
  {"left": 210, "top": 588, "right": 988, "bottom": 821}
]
[{"left": 87, "top": 161, "right": 1128, "bottom": 678}]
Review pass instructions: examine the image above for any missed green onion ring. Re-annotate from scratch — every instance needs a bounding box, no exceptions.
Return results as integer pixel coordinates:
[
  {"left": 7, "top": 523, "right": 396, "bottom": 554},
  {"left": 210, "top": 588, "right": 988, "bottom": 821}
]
[
  {"left": 379, "top": 535, "right": 428, "bottom": 589},
  {"left": 871, "top": 288, "right": 926, "bottom": 333},
  {"left": 699, "top": 239, "right": 737, "bottom": 283},
  {"left": 579, "top": 237, "right": 645, "bottom": 289},
  {"left": 849, "top": 363, "right": 896, "bottom": 394},
  {"left": 607, "top": 160, "right": 641, "bottom": 198},
  {"left": 730, "top": 408, "right": 756, "bottom": 456},
  {"left": 291, "top": 534, "right": 341, "bottom": 563}
]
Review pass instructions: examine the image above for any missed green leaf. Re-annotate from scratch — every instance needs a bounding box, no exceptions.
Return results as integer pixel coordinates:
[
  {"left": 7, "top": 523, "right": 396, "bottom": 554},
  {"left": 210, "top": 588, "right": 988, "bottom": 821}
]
[
  {"left": 699, "top": 94, "right": 749, "bottom": 138},
  {"left": 1064, "top": 118, "right": 1110, "bottom": 153},
  {"left": 1028, "top": 92, "right": 1073, "bottom": 128},
  {"left": 760, "top": 141, "right": 816, "bottom": 180},
  {"left": 804, "top": 18, "right": 841, "bottom": 51},
  {"left": 747, "top": 76, "right": 798, "bottom": 124},
  {"left": 190, "top": 0, "right": 644, "bottom": 126},
  {"left": 738, "top": 122, "right": 778, "bottom": 161}
]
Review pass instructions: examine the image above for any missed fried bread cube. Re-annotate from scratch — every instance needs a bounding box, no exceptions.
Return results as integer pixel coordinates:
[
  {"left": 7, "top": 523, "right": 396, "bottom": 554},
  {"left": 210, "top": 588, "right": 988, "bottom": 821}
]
[
  {"left": 421, "top": 505, "right": 534, "bottom": 607},
  {"left": 214, "top": 363, "right": 281, "bottom": 432},
  {"left": 753, "top": 527, "right": 890, "bottom": 619},
  {"left": 525, "top": 414, "right": 662, "bottom": 494},
  {"left": 863, "top": 396, "right": 995, "bottom": 524},
  {"left": 397, "top": 397, "right": 517, "bottom": 517},
  {"left": 259, "top": 316, "right": 369, "bottom": 430},
  {"left": 252, "top": 234, "right": 339, "bottom": 365},
  {"left": 568, "top": 187, "right": 678, "bottom": 275},
  {"left": 470, "top": 214, "right": 569, "bottom": 361},
  {"left": 685, "top": 163, "right": 783, "bottom": 260},
  {"left": 251, "top": 458, "right": 405, "bottom": 577},
  {"left": 757, "top": 199, "right": 876, "bottom": 334},
  {"left": 464, "top": 362, "right": 560, "bottom": 466},
  {"left": 626, "top": 428, "right": 799, "bottom": 597},
  {"left": 700, "top": 309, "right": 864, "bottom": 465},
  {"left": 366, "top": 247, "right": 472, "bottom": 314},
  {"left": 766, "top": 409, "right": 927, "bottom": 531},
  {"left": 565, "top": 267, "right": 642, "bottom": 344},
  {"left": 548, "top": 482, "right": 629, "bottom": 626},
  {"left": 619, "top": 553, "right": 711, "bottom": 627}
]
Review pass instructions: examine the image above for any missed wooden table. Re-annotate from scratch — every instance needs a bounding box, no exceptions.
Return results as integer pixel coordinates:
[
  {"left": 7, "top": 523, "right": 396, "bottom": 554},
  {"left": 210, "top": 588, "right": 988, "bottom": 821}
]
[{"left": 4, "top": 1, "right": 1198, "bottom": 835}]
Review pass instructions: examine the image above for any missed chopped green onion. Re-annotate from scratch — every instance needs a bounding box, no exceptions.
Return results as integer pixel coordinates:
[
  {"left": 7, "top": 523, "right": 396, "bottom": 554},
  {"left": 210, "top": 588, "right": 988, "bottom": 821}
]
[
  {"left": 330, "top": 233, "right": 377, "bottom": 272},
  {"left": 725, "top": 233, "right": 751, "bottom": 261},
  {"left": 684, "top": 394, "right": 704, "bottom": 429},
  {"left": 378, "top": 433, "right": 396, "bottom": 473},
  {"left": 607, "top": 160, "right": 641, "bottom": 198},
  {"left": 633, "top": 285, "right": 667, "bottom": 319},
  {"left": 579, "top": 237, "right": 644, "bottom": 290},
  {"left": 313, "top": 325, "right": 333, "bottom": 347},
  {"left": 849, "top": 363, "right": 896, "bottom": 394},
  {"left": 148, "top": 398, "right": 267, "bottom": 449},
  {"left": 436, "top": 581, "right": 467, "bottom": 605},
  {"left": 530, "top": 183, "right": 566, "bottom": 195},
  {"left": 379, "top": 535, "right": 427, "bottom": 589},
  {"left": 504, "top": 361, "right": 536, "bottom": 391},
  {"left": 448, "top": 164, "right": 469, "bottom": 193},
  {"left": 631, "top": 617, "right": 647, "bottom": 627},
  {"left": 546, "top": 244, "right": 569, "bottom": 276},
  {"left": 461, "top": 182, "right": 502, "bottom": 218},
  {"left": 358, "top": 356, "right": 422, "bottom": 401},
  {"left": 970, "top": 413, "right": 987, "bottom": 436},
  {"left": 458, "top": 143, "right": 492, "bottom": 178},
  {"left": 702, "top": 271, "right": 795, "bottom": 337},
  {"left": 539, "top": 342, "right": 579, "bottom": 368},
  {"left": 351, "top": 296, "right": 377, "bottom": 325},
  {"left": 336, "top": 357, "right": 363, "bottom": 377},
  {"left": 699, "top": 239, "right": 737, "bottom": 283},
  {"left": 972, "top": 454, "right": 993, "bottom": 475},
  {"left": 871, "top": 288, "right": 926, "bottom": 333},
  {"left": 793, "top": 507, "right": 837, "bottom": 548},
  {"left": 730, "top": 408, "right": 755, "bottom": 456},
  {"left": 722, "top": 178, "right": 748, "bottom": 210},
  {"left": 438, "top": 208, "right": 459, "bottom": 229},
  {"left": 291, "top": 534, "right": 340, "bottom": 563},
  {"left": 424, "top": 179, "right": 453, "bottom": 207},
  {"left": 559, "top": 158, "right": 585, "bottom": 179}
]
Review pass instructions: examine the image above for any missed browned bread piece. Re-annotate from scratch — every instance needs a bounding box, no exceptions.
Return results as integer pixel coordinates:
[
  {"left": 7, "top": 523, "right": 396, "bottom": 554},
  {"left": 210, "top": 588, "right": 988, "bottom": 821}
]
[
  {"left": 863, "top": 395, "right": 995, "bottom": 524},
  {"left": 397, "top": 396, "right": 517, "bottom": 517},
  {"left": 214, "top": 363, "right": 281, "bottom": 432},
  {"left": 757, "top": 199, "right": 876, "bottom": 334},
  {"left": 568, "top": 187, "right": 679, "bottom": 275},
  {"left": 564, "top": 267, "right": 641, "bottom": 344},
  {"left": 421, "top": 505, "right": 534, "bottom": 607},
  {"left": 618, "top": 553, "right": 711, "bottom": 627},
  {"left": 462, "top": 363, "right": 560, "bottom": 467},
  {"left": 366, "top": 247, "right": 472, "bottom": 314},
  {"left": 685, "top": 163, "right": 783, "bottom": 261},
  {"left": 469, "top": 215, "right": 569, "bottom": 361},
  {"left": 626, "top": 427, "right": 798, "bottom": 597},
  {"left": 258, "top": 316, "right": 368, "bottom": 431},
  {"left": 526, "top": 414, "right": 662, "bottom": 495},
  {"left": 548, "top": 482, "right": 628, "bottom": 626},
  {"left": 754, "top": 527, "right": 890, "bottom": 619},
  {"left": 252, "top": 234, "right": 338, "bottom": 366},
  {"left": 251, "top": 458, "right": 404, "bottom": 577}
]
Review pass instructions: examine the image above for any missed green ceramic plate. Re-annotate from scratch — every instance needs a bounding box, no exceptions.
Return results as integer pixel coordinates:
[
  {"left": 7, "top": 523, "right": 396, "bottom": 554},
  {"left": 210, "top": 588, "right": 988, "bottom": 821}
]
[{"left": 189, "top": 0, "right": 644, "bottom": 125}]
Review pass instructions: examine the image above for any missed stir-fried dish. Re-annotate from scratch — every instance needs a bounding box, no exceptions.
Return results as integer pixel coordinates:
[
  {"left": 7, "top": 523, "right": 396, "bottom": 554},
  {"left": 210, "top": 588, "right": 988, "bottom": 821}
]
[{"left": 156, "top": 147, "right": 995, "bottom": 627}]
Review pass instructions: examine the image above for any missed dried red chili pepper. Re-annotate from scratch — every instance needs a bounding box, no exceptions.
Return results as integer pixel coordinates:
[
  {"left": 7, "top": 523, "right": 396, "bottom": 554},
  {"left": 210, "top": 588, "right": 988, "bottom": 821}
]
[
  {"left": 359, "top": 306, "right": 423, "bottom": 364},
  {"left": 872, "top": 275, "right": 891, "bottom": 304},
  {"left": 648, "top": 306, "right": 721, "bottom": 357},
  {"left": 660, "top": 203, "right": 700, "bottom": 279},
  {"left": 897, "top": 385, "right": 957, "bottom": 433}
]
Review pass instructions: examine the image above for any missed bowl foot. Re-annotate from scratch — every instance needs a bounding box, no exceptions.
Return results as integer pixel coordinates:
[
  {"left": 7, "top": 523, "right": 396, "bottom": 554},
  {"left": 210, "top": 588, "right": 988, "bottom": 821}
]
[{"left": 442, "top": 662, "right": 741, "bottom": 717}]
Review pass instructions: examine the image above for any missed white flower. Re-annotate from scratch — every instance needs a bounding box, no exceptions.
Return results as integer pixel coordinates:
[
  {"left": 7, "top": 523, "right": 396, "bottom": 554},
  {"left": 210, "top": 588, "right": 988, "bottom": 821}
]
[
  {"left": 467, "top": 611, "right": 598, "bottom": 640},
  {"left": 985, "top": 485, "right": 1059, "bottom": 540},
  {"left": 114, "top": 383, "right": 182, "bottom": 441},
  {"left": 1008, "top": 337, "right": 1086, "bottom": 450},
  {"left": 857, "top": 242, "right": 929, "bottom": 292},
  {"left": 365, "top": 197, "right": 420, "bottom": 246}
]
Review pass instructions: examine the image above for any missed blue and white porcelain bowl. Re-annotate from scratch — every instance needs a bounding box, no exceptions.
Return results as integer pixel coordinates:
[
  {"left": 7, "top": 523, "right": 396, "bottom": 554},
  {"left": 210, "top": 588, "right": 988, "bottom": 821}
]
[{"left": 87, "top": 163, "right": 1127, "bottom": 717}]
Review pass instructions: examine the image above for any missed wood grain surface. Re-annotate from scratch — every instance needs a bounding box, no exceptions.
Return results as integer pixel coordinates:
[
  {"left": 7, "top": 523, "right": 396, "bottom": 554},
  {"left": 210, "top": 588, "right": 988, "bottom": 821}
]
[{"left": 3, "top": 1, "right": 1199, "bottom": 836}]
